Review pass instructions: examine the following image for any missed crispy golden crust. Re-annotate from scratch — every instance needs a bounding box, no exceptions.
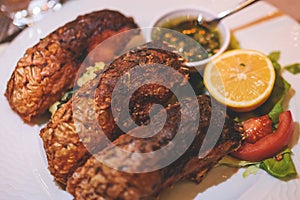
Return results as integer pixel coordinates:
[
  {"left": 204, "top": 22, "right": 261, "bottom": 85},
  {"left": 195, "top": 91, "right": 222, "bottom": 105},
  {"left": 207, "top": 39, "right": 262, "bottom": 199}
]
[
  {"left": 5, "top": 9, "right": 139, "bottom": 123},
  {"left": 40, "top": 44, "right": 188, "bottom": 184},
  {"left": 66, "top": 95, "right": 242, "bottom": 200},
  {"left": 40, "top": 79, "right": 101, "bottom": 184}
]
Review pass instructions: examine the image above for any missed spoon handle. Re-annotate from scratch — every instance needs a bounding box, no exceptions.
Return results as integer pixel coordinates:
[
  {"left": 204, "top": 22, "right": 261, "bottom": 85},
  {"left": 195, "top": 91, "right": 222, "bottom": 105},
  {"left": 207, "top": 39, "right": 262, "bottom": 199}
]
[{"left": 217, "top": 0, "right": 261, "bottom": 21}]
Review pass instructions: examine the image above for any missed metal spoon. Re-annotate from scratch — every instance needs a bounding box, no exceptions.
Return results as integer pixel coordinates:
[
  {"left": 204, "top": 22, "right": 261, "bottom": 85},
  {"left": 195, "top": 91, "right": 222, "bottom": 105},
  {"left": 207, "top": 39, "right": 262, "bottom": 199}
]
[{"left": 198, "top": 0, "right": 261, "bottom": 27}]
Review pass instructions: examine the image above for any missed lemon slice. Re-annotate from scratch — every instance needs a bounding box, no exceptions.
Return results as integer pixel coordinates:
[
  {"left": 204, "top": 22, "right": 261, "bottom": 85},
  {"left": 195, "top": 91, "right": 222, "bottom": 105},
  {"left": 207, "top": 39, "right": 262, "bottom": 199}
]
[{"left": 203, "top": 49, "right": 276, "bottom": 112}]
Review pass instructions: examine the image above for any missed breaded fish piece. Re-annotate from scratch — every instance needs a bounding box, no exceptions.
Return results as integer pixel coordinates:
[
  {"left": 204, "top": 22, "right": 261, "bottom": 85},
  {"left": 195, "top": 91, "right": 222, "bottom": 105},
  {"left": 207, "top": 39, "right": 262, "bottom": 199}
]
[
  {"left": 5, "top": 9, "right": 139, "bottom": 123},
  {"left": 66, "top": 95, "right": 242, "bottom": 200},
  {"left": 40, "top": 44, "right": 189, "bottom": 184}
]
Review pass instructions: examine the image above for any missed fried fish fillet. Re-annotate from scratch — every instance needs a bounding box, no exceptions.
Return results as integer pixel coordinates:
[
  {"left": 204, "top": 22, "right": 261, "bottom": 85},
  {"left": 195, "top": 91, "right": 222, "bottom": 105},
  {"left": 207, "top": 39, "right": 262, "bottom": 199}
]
[
  {"left": 40, "top": 43, "right": 189, "bottom": 184},
  {"left": 5, "top": 9, "right": 139, "bottom": 123},
  {"left": 66, "top": 95, "right": 242, "bottom": 200}
]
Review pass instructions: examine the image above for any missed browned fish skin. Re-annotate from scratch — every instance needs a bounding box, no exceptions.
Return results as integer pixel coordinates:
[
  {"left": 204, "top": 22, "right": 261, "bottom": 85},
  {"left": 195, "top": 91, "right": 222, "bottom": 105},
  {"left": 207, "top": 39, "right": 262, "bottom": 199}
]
[
  {"left": 40, "top": 44, "right": 189, "bottom": 184},
  {"left": 5, "top": 9, "right": 139, "bottom": 123},
  {"left": 66, "top": 95, "right": 242, "bottom": 200}
]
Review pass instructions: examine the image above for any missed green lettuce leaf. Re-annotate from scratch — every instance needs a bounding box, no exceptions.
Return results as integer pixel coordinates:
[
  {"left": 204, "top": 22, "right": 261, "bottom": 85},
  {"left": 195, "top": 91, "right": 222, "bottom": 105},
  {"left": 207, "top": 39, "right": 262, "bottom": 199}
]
[
  {"left": 243, "top": 165, "right": 260, "bottom": 178},
  {"left": 268, "top": 51, "right": 280, "bottom": 62},
  {"left": 218, "top": 149, "right": 297, "bottom": 180},
  {"left": 218, "top": 155, "right": 259, "bottom": 168},
  {"left": 267, "top": 75, "right": 290, "bottom": 124},
  {"left": 260, "top": 148, "right": 297, "bottom": 179},
  {"left": 284, "top": 63, "right": 300, "bottom": 74}
]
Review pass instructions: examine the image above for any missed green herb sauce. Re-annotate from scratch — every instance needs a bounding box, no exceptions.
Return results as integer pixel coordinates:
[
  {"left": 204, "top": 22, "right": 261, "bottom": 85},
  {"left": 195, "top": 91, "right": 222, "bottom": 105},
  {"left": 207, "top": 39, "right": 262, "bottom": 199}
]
[{"left": 152, "top": 17, "right": 221, "bottom": 62}]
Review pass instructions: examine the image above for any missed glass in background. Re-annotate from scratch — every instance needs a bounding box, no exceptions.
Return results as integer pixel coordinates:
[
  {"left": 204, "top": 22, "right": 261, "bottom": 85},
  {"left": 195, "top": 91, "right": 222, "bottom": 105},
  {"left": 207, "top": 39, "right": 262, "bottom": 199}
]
[{"left": 0, "top": 0, "right": 61, "bottom": 27}]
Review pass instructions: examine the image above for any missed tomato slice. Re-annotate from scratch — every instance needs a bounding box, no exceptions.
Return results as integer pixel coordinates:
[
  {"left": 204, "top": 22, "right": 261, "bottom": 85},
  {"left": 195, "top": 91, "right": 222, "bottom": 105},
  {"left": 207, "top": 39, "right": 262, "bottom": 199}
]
[
  {"left": 231, "top": 111, "right": 294, "bottom": 162},
  {"left": 243, "top": 115, "right": 273, "bottom": 144}
]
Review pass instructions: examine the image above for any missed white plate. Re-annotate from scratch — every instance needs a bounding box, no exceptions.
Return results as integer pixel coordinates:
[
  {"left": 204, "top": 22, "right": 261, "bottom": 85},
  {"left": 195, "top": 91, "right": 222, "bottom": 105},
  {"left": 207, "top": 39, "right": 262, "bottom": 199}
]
[{"left": 0, "top": 0, "right": 299, "bottom": 199}]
